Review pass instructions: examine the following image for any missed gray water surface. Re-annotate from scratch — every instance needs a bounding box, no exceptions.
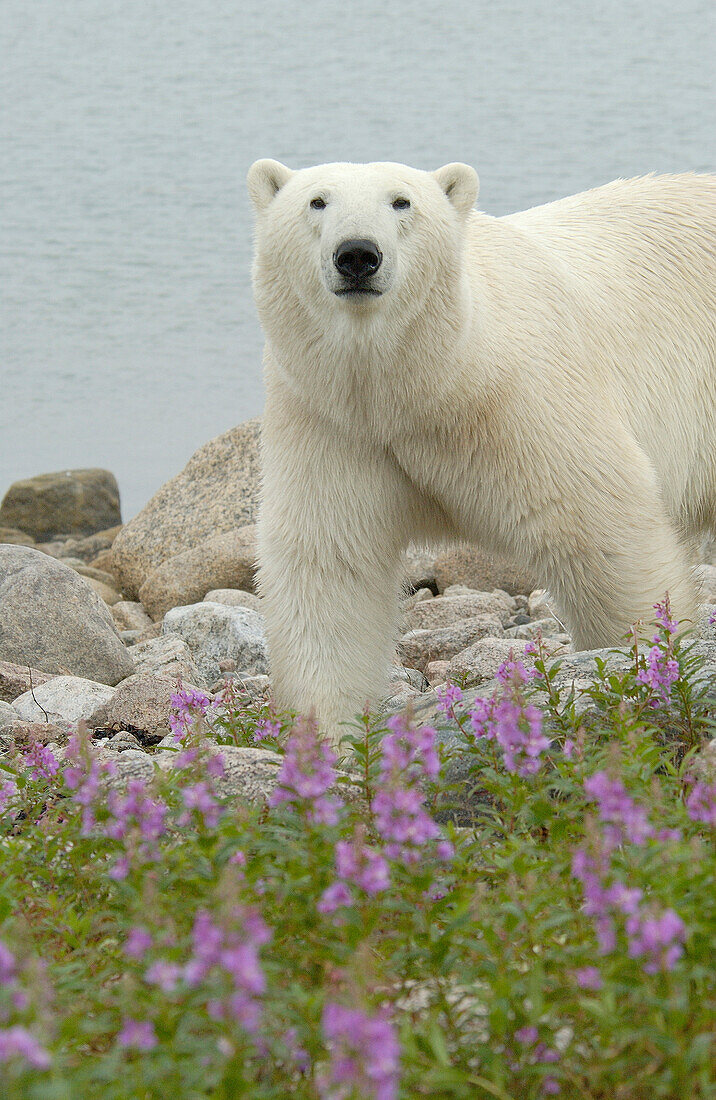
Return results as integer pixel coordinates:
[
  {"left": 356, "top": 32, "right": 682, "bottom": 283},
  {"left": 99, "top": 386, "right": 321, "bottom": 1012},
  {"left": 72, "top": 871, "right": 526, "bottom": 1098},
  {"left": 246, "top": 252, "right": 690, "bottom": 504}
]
[{"left": 2, "top": 0, "right": 714, "bottom": 518}]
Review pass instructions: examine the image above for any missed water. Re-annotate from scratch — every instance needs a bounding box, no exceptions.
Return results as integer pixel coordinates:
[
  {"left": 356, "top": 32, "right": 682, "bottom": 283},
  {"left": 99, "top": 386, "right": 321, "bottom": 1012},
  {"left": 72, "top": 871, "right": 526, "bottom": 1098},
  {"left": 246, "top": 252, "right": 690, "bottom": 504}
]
[{"left": 2, "top": 0, "right": 714, "bottom": 520}]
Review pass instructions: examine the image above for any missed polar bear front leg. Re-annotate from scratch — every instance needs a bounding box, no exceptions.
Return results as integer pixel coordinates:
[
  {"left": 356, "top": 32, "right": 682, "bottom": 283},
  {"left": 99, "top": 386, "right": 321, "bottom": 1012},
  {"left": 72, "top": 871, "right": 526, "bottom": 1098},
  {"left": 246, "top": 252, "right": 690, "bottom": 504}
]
[{"left": 257, "top": 395, "right": 408, "bottom": 746}]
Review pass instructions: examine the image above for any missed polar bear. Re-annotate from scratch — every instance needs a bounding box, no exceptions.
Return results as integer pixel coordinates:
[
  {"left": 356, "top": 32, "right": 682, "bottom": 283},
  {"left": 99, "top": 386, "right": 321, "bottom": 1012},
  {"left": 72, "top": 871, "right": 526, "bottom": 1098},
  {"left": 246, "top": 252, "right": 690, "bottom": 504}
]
[{"left": 248, "top": 159, "right": 716, "bottom": 742}]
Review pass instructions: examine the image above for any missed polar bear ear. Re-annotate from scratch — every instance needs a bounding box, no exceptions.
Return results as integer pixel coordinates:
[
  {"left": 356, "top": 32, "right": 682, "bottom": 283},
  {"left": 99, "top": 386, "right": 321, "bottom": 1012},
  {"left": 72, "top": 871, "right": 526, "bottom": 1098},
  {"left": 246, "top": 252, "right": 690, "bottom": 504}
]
[
  {"left": 432, "top": 163, "right": 479, "bottom": 217},
  {"left": 247, "top": 159, "right": 293, "bottom": 211}
]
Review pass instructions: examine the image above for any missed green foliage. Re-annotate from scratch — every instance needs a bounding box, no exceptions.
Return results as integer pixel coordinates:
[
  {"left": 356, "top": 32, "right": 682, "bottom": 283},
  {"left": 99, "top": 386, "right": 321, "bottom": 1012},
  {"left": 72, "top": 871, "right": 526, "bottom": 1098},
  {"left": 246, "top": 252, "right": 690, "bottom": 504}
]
[{"left": 0, "top": 613, "right": 715, "bottom": 1098}]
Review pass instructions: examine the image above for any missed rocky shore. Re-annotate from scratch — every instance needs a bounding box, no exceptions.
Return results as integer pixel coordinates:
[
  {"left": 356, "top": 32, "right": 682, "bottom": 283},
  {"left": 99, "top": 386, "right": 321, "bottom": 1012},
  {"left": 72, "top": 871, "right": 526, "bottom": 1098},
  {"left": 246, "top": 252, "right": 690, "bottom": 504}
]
[{"left": 2, "top": 417, "right": 716, "bottom": 805}]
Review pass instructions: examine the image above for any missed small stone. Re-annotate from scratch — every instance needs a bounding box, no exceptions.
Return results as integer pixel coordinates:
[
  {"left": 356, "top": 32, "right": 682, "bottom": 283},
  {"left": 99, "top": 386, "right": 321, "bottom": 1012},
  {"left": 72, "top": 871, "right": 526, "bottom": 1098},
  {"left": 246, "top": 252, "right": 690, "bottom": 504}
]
[
  {"left": 13, "top": 676, "right": 116, "bottom": 724},
  {"left": 424, "top": 660, "right": 450, "bottom": 685},
  {"left": 398, "top": 615, "right": 505, "bottom": 672},
  {"left": 84, "top": 577, "right": 123, "bottom": 606},
  {"left": 433, "top": 545, "right": 537, "bottom": 596},
  {"left": 204, "top": 589, "right": 262, "bottom": 612},
  {"left": 87, "top": 672, "right": 189, "bottom": 740},
  {"left": 126, "top": 633, "right": 205, "bottom": 686},
  {"left": 112, "top": 601, "right": 154, "bottom": 633},
  {"left": 0, "top": 700, "right": 19, "bottom": 730},
  {"left": 0, "top": 660, "right": 56, "bottom": 703},
  {"left": 406, "top": 593, "right": 514, "bottom": 632},
  {"left": 505, "top": 616, "right": 567, "bottom": 639},
  {"left": 102, "top": 731, "right": 142, "bottom": 752}
]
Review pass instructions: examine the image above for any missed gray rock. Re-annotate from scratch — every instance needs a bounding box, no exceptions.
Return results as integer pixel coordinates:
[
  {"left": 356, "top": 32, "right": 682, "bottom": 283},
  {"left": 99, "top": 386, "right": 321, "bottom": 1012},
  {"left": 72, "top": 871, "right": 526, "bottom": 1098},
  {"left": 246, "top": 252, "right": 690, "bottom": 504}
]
[
  {"left": 97, "top": 747, "right": 155, "bottom": 790},
  {"left": 101, "top": 731, "right": 142, "bottom": 752},
  {"left": 406, "top": 593, "right": 514, "bottom": 632},
  {"left": 448, "top": 635, "right": 569, "bottom": 689},
  {"left": 505, "top": 616, "right": 568, "bottom": 639},
  {"left": 126, "top": 633, "right": 205, "bottom": 686},
  {"left": 157, "top": 744, "right": 282, "bottom": 804},
  {"left": 0, "top": 546, "right": 134, "bottom": 685},
  {"left": 204, "top": 589, "right": 262, "bottom": 612},
  {"left": 0, "top": 527, "right": 35, "bottom": 546},
  {"left": 402, "top": 545, "right": 439, "bottom": 592},
  {"left": 432, "top": 544, "right": 538, "bottom": 596},
  {"left": 84, "top": 577, "right": 123, "bottom": 606},
  {"left": 398, "top": 615, "right": 505, "bottom": 672},
  {"left": 163, "top": 602, "right": 268, "bottom": 685},
  {"left": 138, "top": 524, "right": 257, "bottom": 619},
  {"left": 0, "top": 469, "right": 121, "bottom": 542},
  {"left": 13, "top": 675, "right": 116, "bottom": 724},
  {"left": 0, "top": 701, "right": 18, "bottom": 730},
  {"left": 111, "top": 418, "right": 261, "bottom": 598},
  {"left": 87, "top": 673, "right": 186, "bottom": 740},
  {"left": 112, "top": 601, "right": 154, "bottom": 633},
  {"left": 0, "top": 659, "right": 56, "bottom": 703}
]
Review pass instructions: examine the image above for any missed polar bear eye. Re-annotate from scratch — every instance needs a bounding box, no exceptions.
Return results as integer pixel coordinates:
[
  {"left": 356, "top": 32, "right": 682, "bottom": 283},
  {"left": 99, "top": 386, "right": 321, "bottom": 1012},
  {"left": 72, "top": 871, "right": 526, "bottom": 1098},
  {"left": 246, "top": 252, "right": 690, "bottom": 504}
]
[
  {"left": 310, "top": 197, "right": 327, "bottom": 210},
  {"left": 392, "top": 197, "right": 410, "bottom": 210}
]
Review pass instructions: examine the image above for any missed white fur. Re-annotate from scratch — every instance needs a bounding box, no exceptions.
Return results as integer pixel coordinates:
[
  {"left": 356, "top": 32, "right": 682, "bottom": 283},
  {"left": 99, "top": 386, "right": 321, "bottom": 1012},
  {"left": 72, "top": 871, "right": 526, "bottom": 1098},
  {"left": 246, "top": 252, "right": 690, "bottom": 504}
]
[{"left": 248, "top": 159, "right": 716, "bottom": 742}]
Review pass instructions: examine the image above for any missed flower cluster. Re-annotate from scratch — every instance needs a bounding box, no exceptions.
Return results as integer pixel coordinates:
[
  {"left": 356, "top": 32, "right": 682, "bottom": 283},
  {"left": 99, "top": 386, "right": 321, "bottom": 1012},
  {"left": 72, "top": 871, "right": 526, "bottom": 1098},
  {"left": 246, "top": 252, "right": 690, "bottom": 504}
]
[
  {"left": 183, "top": 907, "right": 270, "bottom": 1033},
  {"left": 572, "top": 774, "right": 686, "bottom": 972},
  {"left": 22, "top": 742, "right": 59, "bottom": 782},
  {"left": 436, "top": 681, "right": 463, "bottom": 719},
  {"left": 0, "top": 940, "right": 50, "bottom": 1072},
  {"left": 318, "top": 1002, "right": 400, "bottom": 1100},
  {"left": 63, "top": 730, "right": 115, "bottom": 834},
  {"left": 685, "top": 778, "right": 716, "bottom": 826},
  {"left": 372, "top": 715, "right": 451, "bottom": 865},
  {"left": 636, "top": 597, "right": 680, "bottom": 706},
  {"left": 106, "top": 779, "right": 168, "bottom": 879},
  {"left": 469, "top": 656, "right": 550, "bottom": 776},
  {"left": 512, "top": 1025, "right": 562, "bottom": 1094},
  {"left": 583, "top": 771, "right": 655, "bottom": 846},
  {"left": 169, "top": 685, "right": 214, "bottom": 742},
  {"left": 269, "top": 715, "right": 341, "bottom": 825},
  {"left": 318, "top": 829, "right": 391, "bottom": 913}
]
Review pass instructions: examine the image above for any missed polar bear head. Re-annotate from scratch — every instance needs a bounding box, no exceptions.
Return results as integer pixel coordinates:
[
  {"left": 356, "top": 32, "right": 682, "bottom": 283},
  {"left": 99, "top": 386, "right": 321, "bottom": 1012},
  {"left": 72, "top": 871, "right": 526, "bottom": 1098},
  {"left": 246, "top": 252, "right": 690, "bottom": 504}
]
[{"left": 248, "top": 160, "right": 478, "bottom": 354}]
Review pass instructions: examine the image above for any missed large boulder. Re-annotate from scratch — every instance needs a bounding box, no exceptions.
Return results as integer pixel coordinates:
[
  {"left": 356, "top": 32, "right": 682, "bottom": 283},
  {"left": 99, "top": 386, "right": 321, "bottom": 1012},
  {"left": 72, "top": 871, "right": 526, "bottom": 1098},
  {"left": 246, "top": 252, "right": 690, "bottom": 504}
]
[
  {"left": 0, "top": 546, "right": 134, "bottom": 685},
  {"left": 0, "top": 659, "right": 55, "bottom": 703},
  {"left": 138, "top": 525, "right": 257, "bottom": 619},
  {"left": 0, "top": 470, "right": 121, "bottom": 542},
  {"left": 87, "top": 673, "right": 185, "bottom": 740},
  {"left": 12, "top": 675, "right": 116, "bottom": 724},
  {"left": 432, "top": 544, "right": 538, "bottom": 596},
  {"left": 111, "top": 419, "right": 261, "bottom": 598},
  {"left": 162, "top": 602, "right": 268, "bottom": 685}
]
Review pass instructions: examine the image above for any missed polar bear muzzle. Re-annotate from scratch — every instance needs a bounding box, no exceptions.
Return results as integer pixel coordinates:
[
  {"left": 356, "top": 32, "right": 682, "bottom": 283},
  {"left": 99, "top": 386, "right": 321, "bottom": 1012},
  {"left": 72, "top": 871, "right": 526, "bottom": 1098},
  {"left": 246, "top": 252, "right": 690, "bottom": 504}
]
[{"left": 333, "top": 238, "right": 384, "bottom": 295}]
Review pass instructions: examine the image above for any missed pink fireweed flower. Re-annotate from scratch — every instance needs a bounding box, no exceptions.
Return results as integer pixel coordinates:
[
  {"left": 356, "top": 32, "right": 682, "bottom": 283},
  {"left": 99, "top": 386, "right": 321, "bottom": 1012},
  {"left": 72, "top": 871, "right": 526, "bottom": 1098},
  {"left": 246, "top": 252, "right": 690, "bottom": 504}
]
[
  {"left": 124, "top": 927, "right": 152, "bottom": 960},
  {"left": 319, "top": 1002, "right": 400, "bottom": 1100},
  {"left": 117, "top": 1018, "right": 157, "bottom": 1051},
  {"left": 269, "top": 715, "right": 341, "bottom": 825},
  {"left": 637, "top": 597, "right": 680, "bottom": 706},
  {"left": 685, "top": 778, "right": 716, "bottom": 826},
  {"left": 318, "top": 831, "right": 391, "bottom": 912},
  {"left": 145, "top": 960, "right": 182, "bottom": 993},
  {"left": 253, "top": 716, "right": 281, "bottom": 742},
  {"left": 180, "top": 781, "right": 222, "bottom": 828},
  {"left": 63, "top": 731, "right": 115, "bottom": 835},
  {"left": 380, "top": 714, "right": 440, "bottom": 781},
  {"left": 575, "top": 966, "right": 603, "bottom": 991},
  {"left": 625, "top": 908, "right": 686, "bottom": 973},
  {"left": 22, "top": 743, "right": 59, "bottom": 781},
  {"left": 470, "top": 658, "right": 551, "bottom": 777},
  {"left": 0, "top": 1026, "right": 51, "bottom": 1069},
  {"left": 0, "top": 941, "right": 16, "bottom": 984},
  {"left": 169, "top": 685, "right": 214, "bottom": 742},
  {"left": 583, "top": 772, "right": 654, "bottom": 846},
  {"left": 372, "top": 785, "right": 442, "bottom": 864},
  {"left": 0, "top": 779, "right": 18, "bottom": 818},
  {"left": 318, "top": 881, "right": 354, "bottom": 914},
  {"left": 436, "top": 681, "right": 463, "bottom": 717},
  {"left": 181, "top": 907, "right": 270, "bottom": 1034}
]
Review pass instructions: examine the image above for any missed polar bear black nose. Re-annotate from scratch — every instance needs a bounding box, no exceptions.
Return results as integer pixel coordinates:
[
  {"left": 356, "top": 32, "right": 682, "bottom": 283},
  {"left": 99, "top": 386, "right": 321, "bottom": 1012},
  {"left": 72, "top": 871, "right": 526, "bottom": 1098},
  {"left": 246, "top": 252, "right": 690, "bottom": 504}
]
[{"left": 333, "top": 239, "right": 383, "bottom": 280}]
